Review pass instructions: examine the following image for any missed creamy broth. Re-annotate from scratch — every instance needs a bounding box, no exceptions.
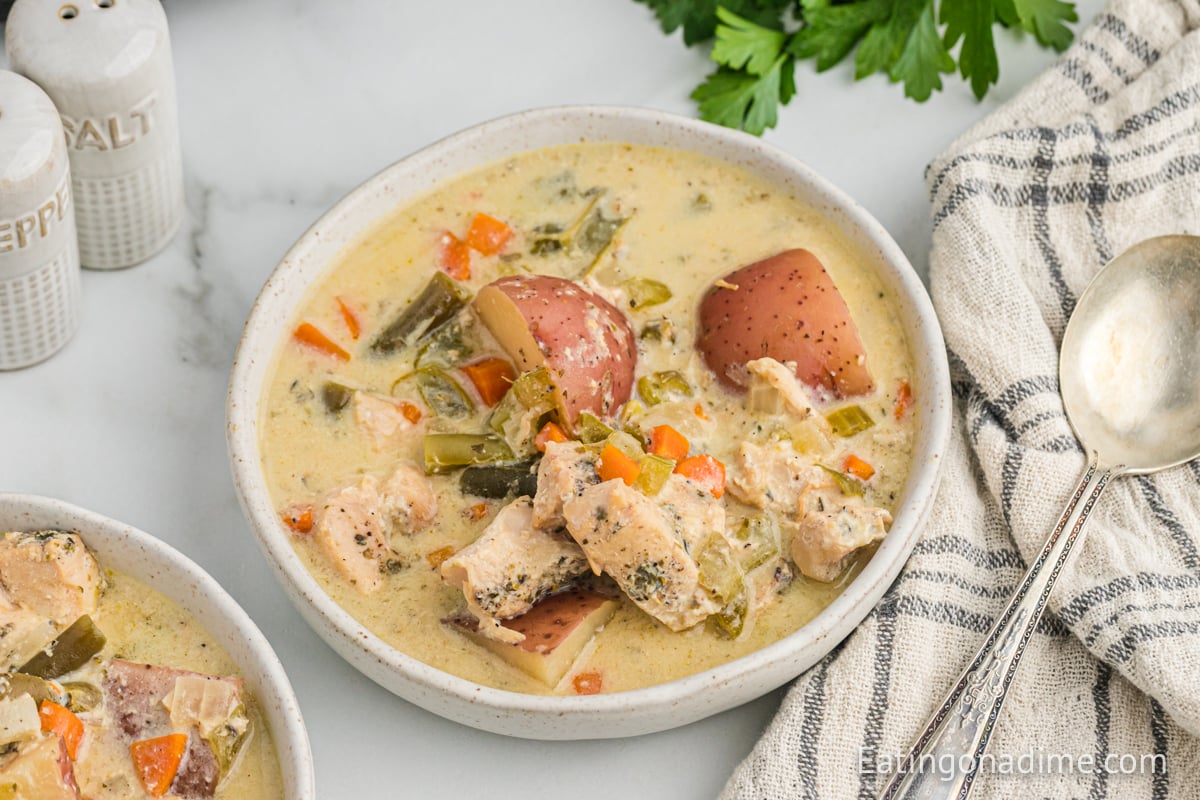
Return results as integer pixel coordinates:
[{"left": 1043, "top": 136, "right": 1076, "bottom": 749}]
[{"left": 260, "top": 143, "right": 915, "bottom": 695}]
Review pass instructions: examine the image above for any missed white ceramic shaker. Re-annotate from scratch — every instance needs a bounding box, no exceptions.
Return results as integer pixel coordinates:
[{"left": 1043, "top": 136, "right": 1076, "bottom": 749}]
[
  {"left": 5, "top": 0, "right": 184, "bottom": 270},
  {"left": 0, "top": 70, "right": 81, "bottom": 369}
]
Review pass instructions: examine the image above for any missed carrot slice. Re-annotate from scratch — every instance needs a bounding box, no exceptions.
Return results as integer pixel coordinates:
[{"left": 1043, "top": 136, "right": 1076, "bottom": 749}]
[
  {"left": 597, "top": 444, "right": 640, "bottom": 486},
  {"left": 293, "top": 322, "right": 350, "bottom": 361},
  {"left": 465, "top": 213, "right": 514, "bottom": 256},
  {"left": 535, "top": 421, "right": 569, "bottom": 453},
  {"left": 648, "top": 424, "right": 689, "bottom": 461},
  {"left": 439, "top": 230, "right": 472, "bottom": 280},
  {"left": 39, "top": 700, "right": 83, "bottom": 760},
  {"left": 572, "top": 670, "right": 603, "bottom": 695},
  {"left": 693, "top": 402, "right": 710, "bottom": 420},
  {"left": 280, "top": 505, "right": 314, "bottom": 534},
  {"left": 336, "top": 297, "right": 361, "bottom": 340},
  {"left": 397, "top": 401, "right": 423, "bottom": 425},
  {"left": 843, "top": 454, "right": 875, "bottom": 481},
  {"left": 131, "top": 733, "right": 188, "bottom": 798},
  {"left": 674, "top": 454, "right": 726, "bottom": 498},
  {"left": 894, "top": 380, "right": 913, "bottom": 420},
  {"left": 426, "top": 545, "right": 457, "bottom": 569},
  {"left": 460, "top": 357, "right": 516, "bottom": 407}
]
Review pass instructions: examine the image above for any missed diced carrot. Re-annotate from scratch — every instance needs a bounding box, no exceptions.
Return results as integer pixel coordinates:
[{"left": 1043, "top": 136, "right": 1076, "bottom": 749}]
[
  {"left": 397, "top": 401, "right": 423, "bottom": 425},
  {"left": 465, "top": 212, "right": 513, "bottom": 256},
  {"left": 648, "top": 424, "right": 689, "bottom": 461},
  {"left": 535, "top": 421, "right": 569, "bottom": 453},
  {"left": 280, "top": 505, "right": 314, "bottom": 534},
  {"left": 693, "top": 402, "right": 710, "bottom": 420},
  {"left": 130, "top": 733, "right": 188, "bottom": 798},
  {"left": 426, "top": 545, "right": 457, "bottom": 569},
  {"left": 460, "top": 357, "right": 516, "bottom": 406},
  {"left": 293, "top": 322, "right": 350, "bottom": 361},
  {"left": 572, "top": 670, "right": 603, "bottom": 695},
  {"left": 674, "top": 454, "right": 726, "bottom": 498},
  {"left": 39, "top": 700, "right": 83, "bottom": 760},
  {"left": 894, "top": 380, "right": 913, "bottom": 420},
  {"left": 439, "top": 230, "right": 472, "bottom": 280},
  {"left": 843, "top": 454, "right": 875, "bottom": 481},
  {"left": 597, "top": 444, "right": 640, "bottom": 486},
  {"left": 467, "top": 503, "right": 489, "bottom": 521},
  {"left": 336, "top": 297, "right": 361, "bottom": 340}
]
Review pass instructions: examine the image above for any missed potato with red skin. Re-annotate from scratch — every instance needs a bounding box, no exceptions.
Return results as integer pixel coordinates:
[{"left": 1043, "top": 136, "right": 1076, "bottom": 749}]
[
  {"left": 697, "top": 249, "right": 874, "bottom": 398},
  {"left": 472, "top": 275, "right": 636, "bottom": 429}
]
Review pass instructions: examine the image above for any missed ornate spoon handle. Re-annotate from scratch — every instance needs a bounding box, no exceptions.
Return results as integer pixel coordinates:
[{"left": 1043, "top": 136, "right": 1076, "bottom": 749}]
[{"left": 877, "top": 452, "right": 1121, "bottom": 800}]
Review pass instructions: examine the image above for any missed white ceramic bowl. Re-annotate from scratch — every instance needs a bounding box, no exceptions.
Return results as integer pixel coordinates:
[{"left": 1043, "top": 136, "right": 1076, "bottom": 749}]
[
  {"left": 227, "top": 105, "right": 952, "bottom": 740},
  {"left": 0, "top": 493, "right": 316, "bottom": 798}
]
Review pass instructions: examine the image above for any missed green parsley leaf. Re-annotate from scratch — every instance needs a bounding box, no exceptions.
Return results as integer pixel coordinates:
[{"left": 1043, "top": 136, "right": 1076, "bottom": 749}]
[
  {"left": 853, "top": 0, "right": 926, "bottom": 80},
  {"left": 691, "top": 57, "right": 791, "bottom": 134},
  {"left": 1013, "top": 0, "right": 1078, "bottom": 51},
  {"left": 890, "top": 2, "right": 955, "bottom": 101},
  {"left": 711, "top": 7, "right": 788, "bottom": 75},
  {"left": 941, "top": 0, "right": 1000, "bottom": 100},
  {"left": 791, "top": 0, "right": 890, "bottom": 71},
  {"left": 634, "top": 0, "right": 791, "bottom": 46}
]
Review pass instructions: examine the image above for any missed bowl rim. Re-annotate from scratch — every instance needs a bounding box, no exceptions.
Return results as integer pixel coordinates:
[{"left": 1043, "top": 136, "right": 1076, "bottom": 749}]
[
  {"left": 227, "top": 103, "right": 952, "bottom": 734},
  {"left": 0, "top": 492, "right": 316, "bottom": 797}
]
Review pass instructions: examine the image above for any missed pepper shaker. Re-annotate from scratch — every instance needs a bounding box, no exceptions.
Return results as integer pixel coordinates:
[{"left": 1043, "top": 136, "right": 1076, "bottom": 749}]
[
  {"left": 0, "top": 71, "right": 81, "bottom": 369},
  {"left": 5, "top": 0, "right": 184, "bottom": 270}
]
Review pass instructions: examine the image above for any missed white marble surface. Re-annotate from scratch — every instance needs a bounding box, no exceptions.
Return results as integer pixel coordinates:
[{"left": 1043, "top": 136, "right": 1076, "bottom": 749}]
[{"left": 0, "top": 1, "right": 1104, "bottom": 797}]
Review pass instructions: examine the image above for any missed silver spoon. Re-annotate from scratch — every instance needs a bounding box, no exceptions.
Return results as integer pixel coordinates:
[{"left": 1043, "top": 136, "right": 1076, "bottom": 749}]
[{"left": 879, "top": 234, "right": 1200, "bottom": 799}]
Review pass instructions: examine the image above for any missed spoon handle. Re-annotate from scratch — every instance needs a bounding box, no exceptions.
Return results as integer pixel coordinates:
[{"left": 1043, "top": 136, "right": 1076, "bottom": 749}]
[{"left": 876, "top": 453, "right": 1121, "bottom": 800}]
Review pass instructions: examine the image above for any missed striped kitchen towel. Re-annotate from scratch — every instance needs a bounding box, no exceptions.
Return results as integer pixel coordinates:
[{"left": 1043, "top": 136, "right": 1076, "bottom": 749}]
[{"left": 722, "top": 0, "right": 1200, "bottom": 797}]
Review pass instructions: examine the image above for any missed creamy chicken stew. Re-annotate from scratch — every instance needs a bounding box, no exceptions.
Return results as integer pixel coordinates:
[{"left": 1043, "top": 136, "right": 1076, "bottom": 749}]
[
  {"left": 261, "top": 143, "right": 916, "bottom": 695},
  {"left": 0, "top": 532, "right": 283, "bottom": 799}
]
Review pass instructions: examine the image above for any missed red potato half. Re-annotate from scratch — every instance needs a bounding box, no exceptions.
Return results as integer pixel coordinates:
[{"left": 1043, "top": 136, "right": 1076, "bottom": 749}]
[
  {"left": 697, "top": 249, "right": 874, "bottom": 398},
  {"left": 472, "top": 275, "right": 637, "bottom": 428}
]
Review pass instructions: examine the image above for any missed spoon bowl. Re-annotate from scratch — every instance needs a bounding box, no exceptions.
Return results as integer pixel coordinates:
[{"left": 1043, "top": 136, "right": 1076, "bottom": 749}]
[
  {"left": 1061, "top": 234, "right": 1200, "bottom": 474},
  {"left": 882, "top": 234, "right": 1200, "bottom": 799}
]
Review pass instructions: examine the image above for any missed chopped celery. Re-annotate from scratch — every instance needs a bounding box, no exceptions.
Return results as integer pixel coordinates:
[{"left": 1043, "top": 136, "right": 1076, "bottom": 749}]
[
  {"left": 370, "top": 272, "right": 469, "bottom": 355},
  {"left": 489, "top": 368, "right": 557, "bottom": 456},
  {"left": 635, "top": 453, "right": 675, "bottom": 495},
  {"left": 576, "top": 412, "right": 614, "bottom": 444},
  {"left": 819, "top": 465, "right": 866, "bottom": 497},
  {"left": 423, "top": 434, "right": 514, "bottom": 475},
  {"left": 825, "top": 404, "right": 876, "bottom": 437},
  {"left": 732, "top": 515, "right": 781, "bottom": 572},
  {"left": 605, "top": 430, "right": 644, "bottom": 461},
  {"left": 320, "top": 381, "right": 353, "bottom": 415},
  {"left": 460, "top": 461, "right": 540, "bottom": 499},
  {"left": 747, "top": 379, "right": 785, "bottom": 415},
  {"left": 20, "top": 615, "right": 106, "bottom": 679},
  {"left": 511, "top": 367, "right": 556, "bottom": 408},
  {"left": 637, "top": 371, "right": 693, "bottom": 406},
  {"left": 622, "top": 277, "right": 672, "bottom": 310},
  {"left": 710, "top": 589, "right": 749, "bottom": 639},
  {"left": 638, "top": 318, "right": 675, "bottom": 343},
  {"left": 412, "top": 368, "right": 473, "bottom": 419},
  {"left": 696, "top": 535, "right": 744, "bottom": 604},
  {"left": 789, "top": 417, "right": 834, "bottom": 455}
]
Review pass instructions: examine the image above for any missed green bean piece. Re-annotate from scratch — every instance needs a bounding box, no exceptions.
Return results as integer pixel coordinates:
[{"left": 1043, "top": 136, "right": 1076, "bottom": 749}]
[
  {"left": 0, "top": 673, "right": 67, "bottom": 706},
  {"left": 637, "top": 371, "right": 693, "bottom": 406},
  {"left": 460, "top": 461, "right": 540, "bottom": 499},
  {"left": 575, "top": 412, "right": 614, "bottom": 444},
  {"left": 635, "top": 453, "right": 675, "bottom": 496},
  {"left": 415, "top": 318, "right": 472, "bottom": 369},
  {"left": 369, "top": 272, "right": 469, "bottom": 355},
  {"left": 622, "top": 277, "right": 672, "bottom": 310},
  {"left": 510, "top": 368, "right": 556, "bottom": 408},
  {"left": 732, "top": 515, "right": 781, "bottom": 571},
  {"left": 61, "top": 682, "right": 102, "bottom": 714},
  {"left": 819, "top": 465, "right": 866, "bottom": 497},
  {"left": 206, "top": 703, "right": 251, "bottom": 774},
  {"left": 413, "top": 368, "right": 473, "bottom": 419},
  {"left": 825, "top": 404, "right": 876, "bottom": 437},
  {"left": 424, "top": 434, "right": 515, "bottom": 475},
  {"left": 19, "top": 615, "right": 107, "bottom": 679},
  {"left": 320, "top": 381, "right": 354, "bottom": 415}
]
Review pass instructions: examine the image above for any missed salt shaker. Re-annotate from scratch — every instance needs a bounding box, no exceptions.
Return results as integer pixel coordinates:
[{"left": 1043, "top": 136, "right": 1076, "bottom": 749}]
[
  {"left": 0, "top": 70, "right": 81, "bottom": 369},
  {"left": 5, "top": 0, "right": 184, "bottom": 270}
]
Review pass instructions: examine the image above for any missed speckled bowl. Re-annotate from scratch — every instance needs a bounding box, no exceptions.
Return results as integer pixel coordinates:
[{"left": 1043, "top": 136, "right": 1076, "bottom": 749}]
[
  {"left": 227, "top": 105, "right": 952, "bottom": 740},
  {"left": 0, "top": 494, "right": 316, "bottom": 797}
]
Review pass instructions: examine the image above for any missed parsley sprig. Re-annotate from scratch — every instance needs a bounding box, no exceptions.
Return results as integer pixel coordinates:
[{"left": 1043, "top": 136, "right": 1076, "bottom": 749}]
[{"left": 634, "top": 0, "right": 1079, "bottom": 134}]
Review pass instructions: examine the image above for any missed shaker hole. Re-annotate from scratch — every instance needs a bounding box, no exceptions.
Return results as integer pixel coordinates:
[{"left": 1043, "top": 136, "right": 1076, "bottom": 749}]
[
  {"left": 96, "top": 0, "right": 114, "bottom": 7},
  {"left": 59, "top": 5, "right": 79, "bottom": 18}
]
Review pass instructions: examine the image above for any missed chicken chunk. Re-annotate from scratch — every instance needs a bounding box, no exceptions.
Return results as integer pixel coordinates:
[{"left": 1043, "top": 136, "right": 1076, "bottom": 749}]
[
  {"left": 0, "top": 531, "right": 101, "bottom": 624},
  {"left": 728, "top": 441, "right": 829, "bottom": 515},
  {"left": 316, "top": 462, "right": 437, "bottom": 594},
  {"left": 441, "top": 497, "right": 589, "bottom": 643},
  {"left": 354, "top": 391, "right": 418, "bottom": 450},
  {"left": 791, "top": 486, "right": 892, "bottom": 582},
  {"left": 531, "top": 441, "right": 599, "bottom": 530},
  {"left": 562, "top": 475, "right": 723, "bottom": 631},
  {"left": 0, "top": 604, "right": 58, "bottom": 673},
  {"left": 0, "top": 731, "right": 80, "bottom": 800}
]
